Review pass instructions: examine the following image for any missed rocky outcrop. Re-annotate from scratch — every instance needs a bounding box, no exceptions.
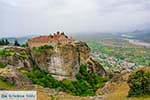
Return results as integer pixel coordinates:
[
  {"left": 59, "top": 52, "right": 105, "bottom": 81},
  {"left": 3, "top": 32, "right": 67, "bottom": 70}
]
[
  {"left": 0, "top": 40, "right": 106, "bottom": 81},
  {"left": 87, "top": 57, "right": 106, "bottom": 77},
  {"left": 31, "top": 41, "right": 106, "bottom": 80},
  {"left": 98, "top": 69, "right": 132, "bottom": 94},
  {"left": 0, "top": 66, "right": 18, "bottom": 84},
  {"left": 0, "top": 47, "right": 33, "bottom": 87},
  {"left": 0, "top": 64, "right": 32, "bottom": 87},
  {"left": 0, "top": 47, "right": 33, "bottom": 70},
  {"left": 31, "top": 43, "right": 80, "bottom": 80}
]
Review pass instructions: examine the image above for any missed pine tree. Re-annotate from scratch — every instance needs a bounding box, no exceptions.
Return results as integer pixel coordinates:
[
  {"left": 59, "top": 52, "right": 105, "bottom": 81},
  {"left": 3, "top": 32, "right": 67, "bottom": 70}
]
[
  {"left": 14, "top": 40, "right": 20, "bottom": 46},
  {"left": 5, "top": 39, "right": 10, "bottom": 45},
  {"left": 1, "top": 39, "right": 5, "bottom": 45}
]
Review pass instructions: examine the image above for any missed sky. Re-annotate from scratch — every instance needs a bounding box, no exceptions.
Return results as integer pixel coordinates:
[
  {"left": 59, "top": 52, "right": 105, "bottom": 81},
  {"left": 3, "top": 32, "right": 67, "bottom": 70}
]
[{"left": 0, "top": 0, "right": 150, "bottom": 37}]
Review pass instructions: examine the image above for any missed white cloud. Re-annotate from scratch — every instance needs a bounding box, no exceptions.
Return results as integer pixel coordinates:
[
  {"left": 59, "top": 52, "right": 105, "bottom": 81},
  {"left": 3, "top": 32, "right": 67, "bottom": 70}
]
[{"left": 0, "top": 0, "right": 150, "bottom": 37}]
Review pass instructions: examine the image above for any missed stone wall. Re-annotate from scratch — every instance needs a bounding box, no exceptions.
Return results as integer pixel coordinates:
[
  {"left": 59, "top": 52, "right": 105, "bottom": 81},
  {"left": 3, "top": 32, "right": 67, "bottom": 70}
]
[{"left": 28, "top": 41, "right": 53, "bottom": 48}]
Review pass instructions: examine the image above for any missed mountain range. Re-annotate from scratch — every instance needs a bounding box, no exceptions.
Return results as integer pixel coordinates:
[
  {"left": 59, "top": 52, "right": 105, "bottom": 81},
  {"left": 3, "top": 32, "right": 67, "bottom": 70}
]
[{"left": 1, "top": 30, "right": 150, "bottom": 44}]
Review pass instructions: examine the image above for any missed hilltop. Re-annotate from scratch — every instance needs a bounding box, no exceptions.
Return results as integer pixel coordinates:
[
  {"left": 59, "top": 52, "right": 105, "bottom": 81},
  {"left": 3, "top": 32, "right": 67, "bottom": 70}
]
[{"left": 0, "top": 32, "right": 107, "bottom": 97}]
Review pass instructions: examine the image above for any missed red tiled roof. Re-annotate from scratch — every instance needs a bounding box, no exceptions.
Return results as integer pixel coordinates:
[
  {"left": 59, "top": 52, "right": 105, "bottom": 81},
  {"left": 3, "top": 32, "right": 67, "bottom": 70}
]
[
  {"left": 30, "top": 36, "right": 51, "bottom": 42},
  {"left": 29, "top": 33, "right": 73, "bottom": 43}
]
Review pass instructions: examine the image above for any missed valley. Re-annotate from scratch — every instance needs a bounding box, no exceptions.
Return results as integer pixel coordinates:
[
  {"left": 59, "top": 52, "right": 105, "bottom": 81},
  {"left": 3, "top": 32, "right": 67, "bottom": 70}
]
[
  {"left": 0, "top": 33, "right": 149, "bottom": 100},
  {"left": 87, "top": 38, "right": 150, "bottom": 72},
  {"left": 126, "top": 39, "right": 150, "bottom": 48}
]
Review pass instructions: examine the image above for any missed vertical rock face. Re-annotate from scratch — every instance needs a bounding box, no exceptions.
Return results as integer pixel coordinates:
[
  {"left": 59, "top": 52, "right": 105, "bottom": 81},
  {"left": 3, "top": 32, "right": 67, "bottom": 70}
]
[
  {"left": 31, "top": 43, "right": 85, "bottom": 80},
  {"left": 74, "top": 41, "right": 91, "bottom": 64},
  {"left": 31, "top": 41, "right": 106, "bottom": 80}
]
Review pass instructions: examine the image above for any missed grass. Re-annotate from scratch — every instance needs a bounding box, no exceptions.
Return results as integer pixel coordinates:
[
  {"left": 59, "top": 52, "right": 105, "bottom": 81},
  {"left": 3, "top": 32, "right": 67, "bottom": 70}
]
[
  {"left": 32, "top": 45, "right": 53, "bottom": 54},
  {"left": 0, "top": 49, "right": 15, "bottom": 56},
  {"left": 0, "top": 79, "right": 15, "bottom": 89},
  {"left": 0, "top": 62, "right": 7, "bottom": 68},
  {"left": 37, "top": 89, "right": 51, "bottom": 100},
  {"left": 36, "top": 87, "right": 94, "bottom": 100},
  {"left": 0, "top": 49, "right": 29, "bottom": 59},
  {"left": 55, "top": 96, "right": 94, "bottom": 100},
  {"left": 104, "top": 82, "right": 150, "bottom": 100}
]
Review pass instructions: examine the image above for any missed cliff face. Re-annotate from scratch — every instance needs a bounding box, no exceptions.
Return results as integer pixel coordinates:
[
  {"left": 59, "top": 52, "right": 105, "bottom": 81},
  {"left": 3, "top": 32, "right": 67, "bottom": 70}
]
[
  {"left": 31, "top": 44, "right": 78, "bottom": 80},
  {"left": 31, "top": 41, "right": 106, "bottom": 80},
  {"left": 0, "top": 41, "right": 106, "bottom": 81}
]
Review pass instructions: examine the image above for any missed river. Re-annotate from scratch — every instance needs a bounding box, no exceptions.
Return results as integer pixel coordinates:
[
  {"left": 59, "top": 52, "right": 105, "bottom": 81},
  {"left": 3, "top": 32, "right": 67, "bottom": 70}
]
[{"left": 125, "top": 39, "right": 150, "bottom": 48}]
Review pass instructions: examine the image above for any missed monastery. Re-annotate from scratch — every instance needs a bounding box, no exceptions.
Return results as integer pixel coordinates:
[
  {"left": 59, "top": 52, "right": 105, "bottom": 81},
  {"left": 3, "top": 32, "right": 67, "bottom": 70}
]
[{"left": 28, "top": 32, "right": 74, "bottom": 48}]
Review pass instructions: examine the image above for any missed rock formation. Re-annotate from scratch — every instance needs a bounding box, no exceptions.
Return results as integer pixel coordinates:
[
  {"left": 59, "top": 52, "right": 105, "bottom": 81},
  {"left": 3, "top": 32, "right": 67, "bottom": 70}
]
[
  {"left": 0, "top": 47, "right": 33, "bottom": 87},
  {"left": 29, "top": 32, "right": 106, "bottom": 80},
  {"left": 0, "top": 32, "right": 106, "bottom": 81},
  {"left": 31, "top": 41, "right": 91, "bottom": 80},
  {"left": 0, "top": 46, "right": 33, "bottom": 69}
]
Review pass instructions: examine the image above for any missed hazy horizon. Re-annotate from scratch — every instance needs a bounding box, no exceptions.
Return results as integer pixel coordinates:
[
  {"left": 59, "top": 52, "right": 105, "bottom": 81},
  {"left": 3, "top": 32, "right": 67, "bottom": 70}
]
[{"left": 0, "top": 0, "right": 150, "bottom": 37}]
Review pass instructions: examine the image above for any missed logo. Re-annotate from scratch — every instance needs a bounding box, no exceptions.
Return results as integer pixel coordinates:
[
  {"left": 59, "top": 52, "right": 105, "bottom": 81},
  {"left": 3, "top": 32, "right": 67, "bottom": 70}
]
[{"left": 0, "top": 91, "right": 37, "bottom": 100}]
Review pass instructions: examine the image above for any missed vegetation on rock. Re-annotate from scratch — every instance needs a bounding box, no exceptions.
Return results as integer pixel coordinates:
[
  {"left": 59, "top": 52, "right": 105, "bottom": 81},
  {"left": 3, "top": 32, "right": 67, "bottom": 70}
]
[
  {"left": 32, "top": 45, "right": 53, "bottom": 54},
  {"left": 0, "top": 62, "right": 7, "bottom": 68},
  {"left": 62, "top": 64, "right": 108, "bottom": 96},
  {"left": 128, "top": 67, "right": 150, "bottom": 97},
  {"left": 0, "top": 49, "right": 29, "bottom": 60},
  {"left": 21, "top": 42, "right": 28, "bottom": 47},
  {"left": 0, "top": 78, "right": 15, "bottom": 89},
  {"left": 26, "top": 65, "right": 107, "bottom": 96},
  {"left": 0, "top": 49, "right": 15, "bottom": 56}
]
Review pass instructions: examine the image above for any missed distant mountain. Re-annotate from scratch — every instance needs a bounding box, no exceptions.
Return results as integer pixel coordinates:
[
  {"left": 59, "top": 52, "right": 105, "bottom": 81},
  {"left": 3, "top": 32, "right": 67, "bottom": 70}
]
[
  {"left": 121, "top": 30, "right": 150, "bottom": 43},
  {"left": 72, "top": 32, "right": 119, "bottom": 41},
  {"left": 2, "top": 31, "right": 150, "bottom": 44}
]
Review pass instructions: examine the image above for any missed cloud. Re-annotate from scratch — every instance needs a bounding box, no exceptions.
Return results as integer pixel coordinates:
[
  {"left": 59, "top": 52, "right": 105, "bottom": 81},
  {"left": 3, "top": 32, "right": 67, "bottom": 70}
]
[{"left": 0, "top": 0, "right": 150, "bottom": 37}]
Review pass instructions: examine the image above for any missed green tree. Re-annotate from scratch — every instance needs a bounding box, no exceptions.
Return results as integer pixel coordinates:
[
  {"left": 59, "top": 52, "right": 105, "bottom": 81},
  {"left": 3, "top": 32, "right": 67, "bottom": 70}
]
[
  {"left": 128, "top": 69, "right": 150, "bottom": 97},
  {"left": 0, "top": 39, "right": 6, "bottom": 45},
  {"left": 5, "top": 39, "right": 10, "bottom": 45},
  {"left": 26, "top": 65, "right": 107, "bottom": 96},
  {"left": 14, "top": 40, "right": 20, "bottom": 46}
]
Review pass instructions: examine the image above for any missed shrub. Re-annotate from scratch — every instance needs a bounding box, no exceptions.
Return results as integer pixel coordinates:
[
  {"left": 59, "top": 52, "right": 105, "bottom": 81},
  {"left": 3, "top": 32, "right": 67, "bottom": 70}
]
[
  {"left": 0, "top": 50, "right": 5, "bottom": 56},
  {"left": 27, "top": 67, "right": 60, "bottom": 88},
  {"left": 39, "top": 45, "right": 53, "bottom": 50},
  {"left": 128, "top": 69, "right": 150, "bottom": 97},
  {"left": 0, "top": 78, "right": 15, "bottom": 89},
  {"left": 0, "top": 62, "right": 7, "bottom": 68},
  {"left": 0, "top": 50, "right": 15, "bottom": 56},
  {"left": 26, "top": 65, "right": 107, "bottom": 96},
  {"left": 32, "top": 45, "right": 53, "bottom": 54},
  {"left": 21, "top": 43, "right": 28, "bottom": 47},
  {"left": 75, "top": 64, "right": 107, "bottom": 94}
]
